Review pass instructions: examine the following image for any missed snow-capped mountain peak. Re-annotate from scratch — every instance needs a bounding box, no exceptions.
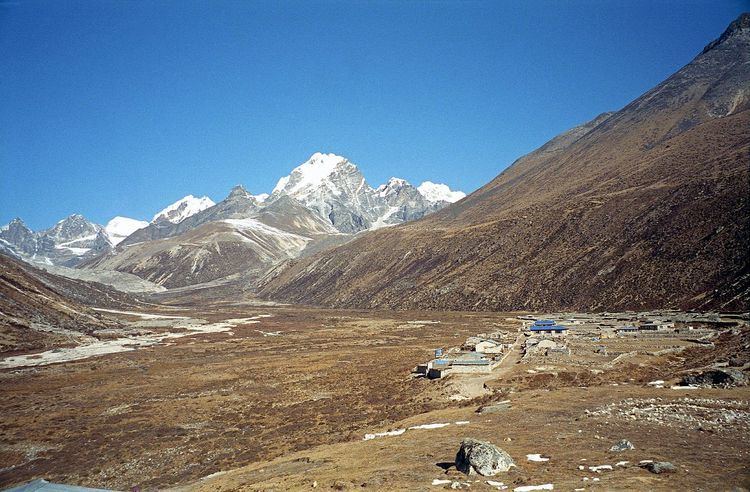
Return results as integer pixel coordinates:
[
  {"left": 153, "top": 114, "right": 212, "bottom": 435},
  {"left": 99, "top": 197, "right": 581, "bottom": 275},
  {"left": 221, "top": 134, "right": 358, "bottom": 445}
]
[
  {"left": 417, "top": 181, "right": 466, "bottom": 203},
  {"left": 45, "top": 214, "right": 101, "bottom": 242},
  {"left": 5, "top": 217, "right": 28, "bottom": 230},
  {"left": 152, "top": 195, "right": 215, "bottom": 224},
  {"left": 272, "top": 152, "right": 352, "bottom": 196},
  {"left": 226, "top": 185, "right": 268, "bottom": 203},
  {"left": 227, "top": 185, "right": 251, "bottom": 199},
  {"left": 105, "top": 216, "right": 149, "bottom": 246},
  {"left": 376, "top": 177, "right": 411, "bottom": 197},
  {"left": 271, "top": 153, "right": 378, "bottom": 232},
  {"left": 269, "top": 152, "right": 466, "bottom": 233}
]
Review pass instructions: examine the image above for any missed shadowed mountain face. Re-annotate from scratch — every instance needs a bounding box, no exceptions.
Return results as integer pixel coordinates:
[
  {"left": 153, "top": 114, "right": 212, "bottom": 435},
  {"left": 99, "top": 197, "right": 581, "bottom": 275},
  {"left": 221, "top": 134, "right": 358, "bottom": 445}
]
[
  {"left": 258, "top": 14, "right": 750, "bottom": 312},
  {"left": 0, "top": 253, "right": 144, "bottom": 353}
]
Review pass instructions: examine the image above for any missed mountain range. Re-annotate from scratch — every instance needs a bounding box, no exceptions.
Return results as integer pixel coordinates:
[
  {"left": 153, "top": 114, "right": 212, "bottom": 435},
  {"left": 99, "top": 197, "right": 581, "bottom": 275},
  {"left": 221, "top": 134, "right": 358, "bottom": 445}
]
[
  {"left": 1, "top": 14, "right": 748, "bottom": 313},
  {"left": 257, "top": 13, "right": 750, "bottom": 312},
  {"left": 2, "top": 154, "right": 464, "bottom": 288}
]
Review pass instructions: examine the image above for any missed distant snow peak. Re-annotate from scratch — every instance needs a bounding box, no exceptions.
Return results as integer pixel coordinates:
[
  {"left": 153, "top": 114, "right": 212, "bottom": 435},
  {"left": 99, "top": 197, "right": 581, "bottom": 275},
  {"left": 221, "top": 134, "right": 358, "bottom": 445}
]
[
  {"left": 228, "top": 185, "right": 251, "bottom": 199},
  {"left": 227, "top": 185, "right": 268, "bottom": 203},
  {"left": 417, "top": 181, "right": 466, "bottom": 203},
  {"left": 377, "top": 177, "right": 411, "bottom": 197},
  {"left": 152, "top": 195, "right": 215, "bottom": 224},
  {"left": 105, "top": 216, "right": 148, "bottom": 246},
  {"left": 3, "top": 218, "right": 26, "bottom": 231},
  {"left": 272, "top": 152, "right": 352, "bottom": 195}
]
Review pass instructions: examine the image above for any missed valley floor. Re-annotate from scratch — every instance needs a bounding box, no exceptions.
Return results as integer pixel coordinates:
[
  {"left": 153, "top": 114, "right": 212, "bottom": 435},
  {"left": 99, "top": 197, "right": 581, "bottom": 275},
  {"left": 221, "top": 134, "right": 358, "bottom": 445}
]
[{"left": 0, "top": 304, "right": 748, "bottom": 491}]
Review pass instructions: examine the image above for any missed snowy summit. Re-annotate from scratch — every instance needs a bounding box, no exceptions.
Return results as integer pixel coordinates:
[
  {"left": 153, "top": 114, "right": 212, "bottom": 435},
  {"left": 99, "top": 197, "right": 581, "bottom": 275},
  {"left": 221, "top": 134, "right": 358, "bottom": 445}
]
[
  {"left": 268, "top": 152, "right": 466, "bottom": 233},
  {"left": 272, "top": 152, "right": 352, "bottom": 196},
  {"left": 105, "top": 216, "right": 148, "bottom": 246},
  {"left": 152, "top": 195, "right": 215, "bottom": 224},
  {"left": 417, "top": 181, "right": 466, "bottom": 203}
]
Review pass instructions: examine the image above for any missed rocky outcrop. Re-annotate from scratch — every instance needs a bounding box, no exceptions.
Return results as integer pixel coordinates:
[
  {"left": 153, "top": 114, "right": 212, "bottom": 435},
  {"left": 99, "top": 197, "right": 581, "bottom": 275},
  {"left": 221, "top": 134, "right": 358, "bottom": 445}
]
[
  {"left": 680, "top": 369, "right": 748, "bottom": 388},
  {"left": 610, "top": 439, "right": 635, "bottom": 452},
  {"left": 455, "top": 438, "right": 515, "bottom": 476},
  {"left": 640, "top": 461, "right": 677, "bottom": 474}
]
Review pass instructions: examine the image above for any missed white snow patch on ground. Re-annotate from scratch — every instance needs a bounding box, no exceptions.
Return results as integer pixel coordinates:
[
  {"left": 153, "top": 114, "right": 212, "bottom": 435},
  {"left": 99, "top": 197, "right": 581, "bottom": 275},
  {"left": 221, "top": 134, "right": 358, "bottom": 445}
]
[
  {"left": 255, "top": 330, "right": 281, "bottom": 336},
  {"left": 671, "top": 385, "right": 700, "bottom": 389},
  {"left": 432, "top": 479, "right": 452, "bottom": 486},
  {"left": 589, "top": 465, "right": 613, "bottom": 472},
  {"left": 514, "top": 485, "right": 553, "bottom": 492},
  {"left": 409, "top": 423, "right": 450, "bottom": 430},
  {"left": 487, "top": 480, "right": 508, "bottom": 489},
  {"left": 363, "top": 429, "right": 406, "bottom": 441},
  {"left": 526, "top": 454, "right": 550, "bottom": 462},
  {"left": 364, "top": 421, "right": 466, "bottom": 440},
  {"left": 224, "top": 318, "right": 261, "bottom": 324}
]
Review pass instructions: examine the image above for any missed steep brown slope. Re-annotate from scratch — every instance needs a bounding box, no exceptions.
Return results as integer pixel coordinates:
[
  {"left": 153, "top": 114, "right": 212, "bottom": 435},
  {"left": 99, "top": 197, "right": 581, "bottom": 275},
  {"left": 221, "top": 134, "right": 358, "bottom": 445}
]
[
  {"left": 259, "top": 14, "right": 750, "bottom": 312},
  {"left": 84, "top": 196, "right": 351, "bottom": 289},
  {"left": 0, "top": 253, "right": 143, "bottom": 353}
]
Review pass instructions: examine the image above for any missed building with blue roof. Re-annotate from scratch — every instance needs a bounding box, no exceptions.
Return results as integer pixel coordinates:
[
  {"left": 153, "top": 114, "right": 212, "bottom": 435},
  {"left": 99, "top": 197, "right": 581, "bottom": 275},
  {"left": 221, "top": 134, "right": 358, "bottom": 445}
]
[{"left": 528, "top": 319, "right": 568, "bottom": 335}]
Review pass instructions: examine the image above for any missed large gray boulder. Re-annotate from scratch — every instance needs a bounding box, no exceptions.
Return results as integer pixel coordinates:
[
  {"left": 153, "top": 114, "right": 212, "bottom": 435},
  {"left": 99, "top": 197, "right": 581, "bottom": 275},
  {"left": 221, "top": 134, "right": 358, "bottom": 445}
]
[
  {"left": 680, "top": 369, "right": 748, "bottom": 388},
  {"left": 610, "top": 439, "right": 635, "bottom": 452},
  {"left": 641, "top": 461, "right": 677, "bottom": 474},
  {"left": 455, "top": 438, "right": 515, "bottom": 476}
]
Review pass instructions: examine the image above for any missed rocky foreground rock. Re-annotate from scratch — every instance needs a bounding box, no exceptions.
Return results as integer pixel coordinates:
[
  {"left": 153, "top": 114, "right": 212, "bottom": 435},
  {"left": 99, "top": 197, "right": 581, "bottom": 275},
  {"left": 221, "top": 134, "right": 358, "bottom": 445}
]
[
  {"left": 641, "top": 461, "right": 677, "bottom": 474},
  {"left": 610, "top": 439, "right": 635, "bottom": 452},
  {"left": 455, "top": 438, "right": 515, "bottom": 476},
  {"left": 680, "top": 369, "right": 748, "bottom": 388}
]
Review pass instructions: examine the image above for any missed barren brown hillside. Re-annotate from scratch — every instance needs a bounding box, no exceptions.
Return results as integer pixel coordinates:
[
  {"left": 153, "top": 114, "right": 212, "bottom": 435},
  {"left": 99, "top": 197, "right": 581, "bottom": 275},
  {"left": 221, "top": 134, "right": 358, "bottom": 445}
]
[
  {"left": 0, "top": 254, "right": 146, "bottom": 353},
  {"left": 259, "top": 14, "right": 750, "bottom": 313}
]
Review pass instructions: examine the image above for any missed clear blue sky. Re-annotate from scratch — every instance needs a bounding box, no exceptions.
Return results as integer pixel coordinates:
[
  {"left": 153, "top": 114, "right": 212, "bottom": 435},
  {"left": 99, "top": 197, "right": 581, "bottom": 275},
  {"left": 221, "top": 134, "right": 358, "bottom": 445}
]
[{"left": 1, "top": 0, "right": 746, "bottom": 229}]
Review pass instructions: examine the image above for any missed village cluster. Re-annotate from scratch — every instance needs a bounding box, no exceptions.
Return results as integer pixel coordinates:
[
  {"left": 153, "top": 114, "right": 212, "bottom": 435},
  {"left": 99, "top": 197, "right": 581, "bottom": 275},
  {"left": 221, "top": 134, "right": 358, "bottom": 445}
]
[{"left": 415, "top": 311, "right": 746, "bottom": 379}]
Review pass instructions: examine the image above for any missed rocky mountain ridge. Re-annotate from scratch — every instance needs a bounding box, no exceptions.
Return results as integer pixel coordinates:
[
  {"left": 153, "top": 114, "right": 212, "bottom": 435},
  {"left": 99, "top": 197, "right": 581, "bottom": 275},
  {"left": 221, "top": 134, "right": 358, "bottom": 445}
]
[
  {"left": 269, "top": 152, "right": 464, "bottom": 232},
  {"left": 4, "top": 154, "right": 464, "bottom": 273},
  {"left": 67, "top": 154, "right": 463, "bottom": 289},
  {"left": 0, "top": 215, "right": 112, "bottom": 267},
  {"left": 257, "top": 14, "right": 750, "bottom": 313}
]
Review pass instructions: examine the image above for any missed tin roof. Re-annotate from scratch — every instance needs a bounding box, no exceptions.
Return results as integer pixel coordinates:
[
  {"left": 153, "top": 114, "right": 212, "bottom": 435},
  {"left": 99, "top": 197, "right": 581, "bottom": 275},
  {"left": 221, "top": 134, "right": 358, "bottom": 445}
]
[{"left": 530, "top": 325, "right": 567, "bottom": 331}]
